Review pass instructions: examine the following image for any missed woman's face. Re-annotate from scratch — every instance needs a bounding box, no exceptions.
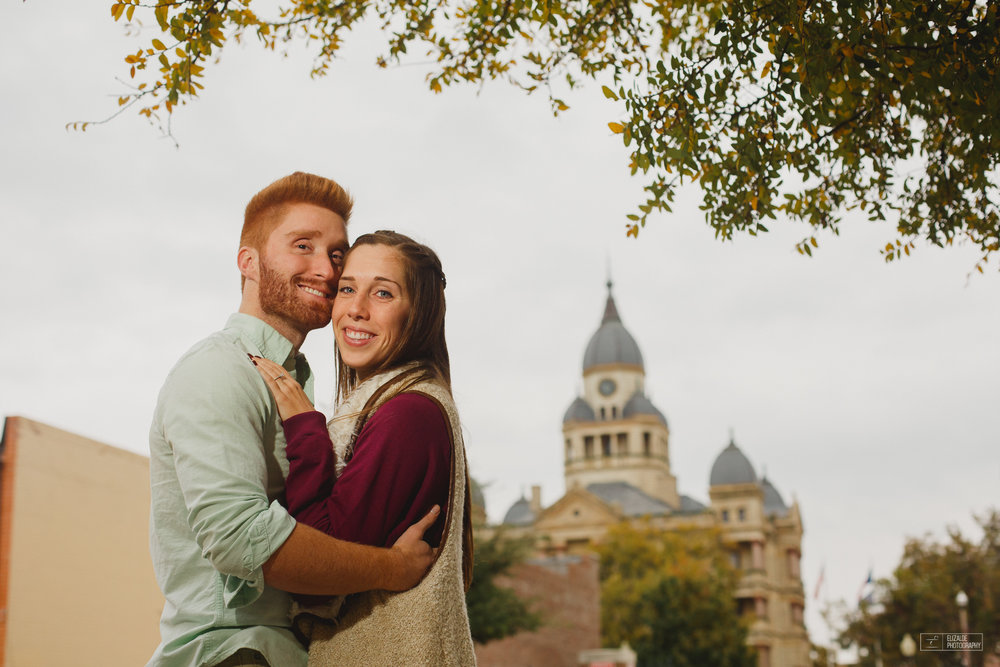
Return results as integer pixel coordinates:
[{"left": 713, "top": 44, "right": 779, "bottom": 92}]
[{"left": 332, "top": 244, "right": 411, "bottom": 381}]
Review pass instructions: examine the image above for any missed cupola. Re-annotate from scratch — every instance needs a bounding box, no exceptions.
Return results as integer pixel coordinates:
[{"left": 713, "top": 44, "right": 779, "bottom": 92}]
[
  {"left": 582, "top": 281, "right": 643, "bottom": 372},
  {"left": 709, "top": 438, "right": 758, "bottom": 486}
]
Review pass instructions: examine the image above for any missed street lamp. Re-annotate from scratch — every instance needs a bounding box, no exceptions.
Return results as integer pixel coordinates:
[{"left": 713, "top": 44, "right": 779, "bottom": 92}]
[
  {"left": 956, "top": 590, "right": 970, "bottom": 667},
  {"left": 900, "top": 634, "right": 916, "bottom": 666}
]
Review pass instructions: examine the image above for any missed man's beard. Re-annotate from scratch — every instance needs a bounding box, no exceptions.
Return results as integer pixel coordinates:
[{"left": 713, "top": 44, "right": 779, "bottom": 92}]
[{"left": 258, "top": 261, "right": 332, "bottom": 334}]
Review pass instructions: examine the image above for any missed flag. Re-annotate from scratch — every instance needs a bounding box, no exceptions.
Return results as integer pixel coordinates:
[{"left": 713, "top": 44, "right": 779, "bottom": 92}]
[
  {"left": 857, "top": 568, "right": 874, "bottom": 602},
  {"left": 813, "top": 565, "right": 825, "bottom": 600}
]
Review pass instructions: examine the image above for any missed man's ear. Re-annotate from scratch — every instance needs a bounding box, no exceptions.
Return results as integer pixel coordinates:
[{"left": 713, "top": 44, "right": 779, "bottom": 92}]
[{"left": 237, "top": 246, "right": 260, "bottom": 284}]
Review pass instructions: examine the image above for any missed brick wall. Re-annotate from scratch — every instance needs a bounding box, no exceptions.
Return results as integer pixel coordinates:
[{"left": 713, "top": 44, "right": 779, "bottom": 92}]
[{"left": 475, "top": 553, "right": 601, "bottom": 667}]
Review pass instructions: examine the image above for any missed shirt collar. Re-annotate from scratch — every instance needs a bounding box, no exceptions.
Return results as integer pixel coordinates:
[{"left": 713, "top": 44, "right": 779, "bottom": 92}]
[{"left": 225, "top": 313, "right": 300, "bottom": 367}]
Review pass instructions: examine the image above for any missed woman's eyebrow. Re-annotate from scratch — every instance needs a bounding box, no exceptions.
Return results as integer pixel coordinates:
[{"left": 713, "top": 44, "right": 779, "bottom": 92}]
[{"left": 373, "top": 276, "right": 402, "bottom": 288}]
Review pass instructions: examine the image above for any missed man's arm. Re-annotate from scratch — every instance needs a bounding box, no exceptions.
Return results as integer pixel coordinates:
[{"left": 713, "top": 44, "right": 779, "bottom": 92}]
[{"left": 262, "top": 506, "right": 439, "bottom": 594}]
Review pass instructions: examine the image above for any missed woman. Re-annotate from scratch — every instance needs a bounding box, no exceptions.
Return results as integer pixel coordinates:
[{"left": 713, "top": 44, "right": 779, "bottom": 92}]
[{"left": 252, "top": 230, "right": 475, "bottom": 666}]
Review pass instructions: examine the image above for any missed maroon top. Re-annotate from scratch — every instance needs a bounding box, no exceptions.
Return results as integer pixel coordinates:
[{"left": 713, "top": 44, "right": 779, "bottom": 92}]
[{"left": 282, "top": 392, "right": 451, "bottom": 548}]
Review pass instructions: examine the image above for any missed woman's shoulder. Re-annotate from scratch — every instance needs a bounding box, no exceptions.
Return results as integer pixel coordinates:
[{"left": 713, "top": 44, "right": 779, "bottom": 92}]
[
  {"left": 374, "top": 391, "right": 447, "bottom": 424},
  {"left": 358, "top": 391, "right": 453, "bottom": 457}
]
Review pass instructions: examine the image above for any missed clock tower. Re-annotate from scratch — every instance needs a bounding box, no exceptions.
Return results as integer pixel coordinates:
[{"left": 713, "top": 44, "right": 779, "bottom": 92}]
[{"left": 562, "top": 281, "right": 679, "bottom": 508}]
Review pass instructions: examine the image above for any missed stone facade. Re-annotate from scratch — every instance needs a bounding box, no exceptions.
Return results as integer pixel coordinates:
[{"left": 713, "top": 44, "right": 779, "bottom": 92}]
[{"left": 499, "top": 282, "right": 811, "bottom": 667}]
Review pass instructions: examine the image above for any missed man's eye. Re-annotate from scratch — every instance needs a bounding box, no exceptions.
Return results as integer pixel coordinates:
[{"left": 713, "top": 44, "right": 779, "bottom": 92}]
[
  {"left": 296, "top": 243, "right": 310, "bottom": 250},
  {"left": 331, "top": 252, "right": 344, "bottom": 265}
]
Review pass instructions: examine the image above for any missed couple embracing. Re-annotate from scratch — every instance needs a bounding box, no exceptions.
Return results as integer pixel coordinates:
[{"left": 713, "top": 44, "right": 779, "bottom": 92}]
[{"left": 147, "top": 172, "right": 475, "bottom": 666}]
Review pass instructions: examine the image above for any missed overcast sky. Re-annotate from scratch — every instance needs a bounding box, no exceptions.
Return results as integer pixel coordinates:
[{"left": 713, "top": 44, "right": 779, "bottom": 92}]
[{"left": 2, "top": 1, "right": 997, "bottom": 649}]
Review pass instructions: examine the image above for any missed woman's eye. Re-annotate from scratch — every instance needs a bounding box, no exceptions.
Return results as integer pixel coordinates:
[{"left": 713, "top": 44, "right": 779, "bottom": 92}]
[
  {"left": 338, "top": 286, "right": 355, "bottom": 295},
  {"left": 375, "top": 289, "right": 393, "bottom": 298}
]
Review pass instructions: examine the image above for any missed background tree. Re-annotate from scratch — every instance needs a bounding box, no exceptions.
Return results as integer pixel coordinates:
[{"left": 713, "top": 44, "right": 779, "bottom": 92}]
[
  {"left": 837, "top": 509, "right": 1000, "bottom": 667},
  {"left": 596, "top": 521, "right": 756, "bottom": 667},
  {"left": 465, "top": 528, "right": 542, "bottom": 644},
  {"left": 100, "top": 0, "right": 999, "bottom": 268}
]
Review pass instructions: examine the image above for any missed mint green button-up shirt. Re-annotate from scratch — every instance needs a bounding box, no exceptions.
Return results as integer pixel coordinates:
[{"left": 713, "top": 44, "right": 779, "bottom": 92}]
[{"left": 147, "top": 314, "right": 311, "bottom": 667}]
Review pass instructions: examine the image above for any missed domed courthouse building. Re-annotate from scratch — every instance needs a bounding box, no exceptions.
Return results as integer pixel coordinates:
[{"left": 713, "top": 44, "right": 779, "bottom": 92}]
[{"left": 500, "top": 283, "right": 811, "bottom": 667}]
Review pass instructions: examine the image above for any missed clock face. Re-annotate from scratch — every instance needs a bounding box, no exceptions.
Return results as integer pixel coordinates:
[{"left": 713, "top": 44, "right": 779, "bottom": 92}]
[{"left": 599, "top": 379, "right": 616, "bottom": 396}]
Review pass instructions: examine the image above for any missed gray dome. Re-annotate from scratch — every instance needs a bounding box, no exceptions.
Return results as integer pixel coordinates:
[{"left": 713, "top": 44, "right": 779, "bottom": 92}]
[
  {"left": 623, "top": 391, "right": 668, "bottom": 426},
  {"left": 761, "top": 476, "right": 789, "bottom": 517},
  {"left": 563, "top": 396, "right": 596, "bottom": 423},
  {"left": 502, "top": 496, "right": 536, "bottom": 526},
  {"left": 709, "top": 439, "right": 758, "bottom": 486},
  {"left": 583, "top": 282, "right": 644, "bottom": 372}
]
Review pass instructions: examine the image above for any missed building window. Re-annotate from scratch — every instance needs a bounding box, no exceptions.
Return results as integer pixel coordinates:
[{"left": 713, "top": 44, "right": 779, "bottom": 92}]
[
  {"left": 731, "top": 551, "right": 741, "bottom": 570},
  {"left": 601, "top": 434, "right": 612, "bottom": 457},
  {"left": 721, "top": 509, "right": 729, "bottom": 522},
  {"left": 643, "top": 432, "right": 651, "bottom": 456},
  {"left": 584, "top": 436, "right": 594, "bottom": 459},
  {"left": 787, "top": 550, "right": 801, "bottom": 578},
  {"left": 757, "top": 645, "right": 771, "bottom": 667},
  {"left": 565, "top": 439, "right": 572, "bottom": 462},
  {"left": 737, "top": 597, "right": 754, "bottom": 616},
  {"left": 611, "top": 406, "right": 618, "bottom": 419},
  {"left": 751, "top": 541, "right": 765, "bottom": 571},
  {"left": 738, "top": 507, "right": 746, "bottom": 522},
  {"left": 600, "top": 407, "right": 606, "bottom": 419},
  {"left": 791, "top": 603, "right": 804, "bottom": 625},
  {"left": 616, "top": 432, "right": 628, "bottom": 456}
]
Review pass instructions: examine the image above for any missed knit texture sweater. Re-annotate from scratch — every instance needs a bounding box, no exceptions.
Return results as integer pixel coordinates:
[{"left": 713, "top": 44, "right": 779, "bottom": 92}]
[{"left": 303, "top": 368, "right": 476, "bottom": 666}]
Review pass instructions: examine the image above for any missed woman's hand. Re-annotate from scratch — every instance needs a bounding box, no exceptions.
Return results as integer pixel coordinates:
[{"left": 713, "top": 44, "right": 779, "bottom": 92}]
[{"left": 250, "top": 355, "right": 315, "bottom": 421}]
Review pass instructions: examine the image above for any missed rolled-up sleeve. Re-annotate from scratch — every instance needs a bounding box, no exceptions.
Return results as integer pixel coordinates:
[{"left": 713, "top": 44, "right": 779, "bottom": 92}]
[{"left": 159, "top": 343, "right": 296, "bottom": 607}]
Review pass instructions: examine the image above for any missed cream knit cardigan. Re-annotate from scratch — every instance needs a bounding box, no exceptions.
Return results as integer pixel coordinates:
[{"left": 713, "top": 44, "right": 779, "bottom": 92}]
[{"left": 304, "top": 367, "right": 476, "bottom": 667}]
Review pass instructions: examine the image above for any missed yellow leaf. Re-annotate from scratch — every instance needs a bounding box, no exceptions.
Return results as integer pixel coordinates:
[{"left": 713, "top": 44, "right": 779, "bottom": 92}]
[
  {"left": 761, "top": 61, "right": 772, "bottom": 78},
  {"left": 111, "top": 3, "right": 125, "bottom": 20},
  {"left": 155, "top": 5, "right": 170, "bottom": 31},
  {"left": 608, "top": 122, "right": 625, "bottom": 134},
  {"left": 152, "top": 38, "right": 166, "bottom": 51},
  {"left": 126, "top": 4, "right": 135, "bottom": 21}
]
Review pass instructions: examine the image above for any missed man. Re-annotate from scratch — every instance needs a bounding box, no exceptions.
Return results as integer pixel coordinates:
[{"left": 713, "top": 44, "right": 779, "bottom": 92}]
[{"left": 147, "top": 173, "right": 437, "bottom": 667}]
